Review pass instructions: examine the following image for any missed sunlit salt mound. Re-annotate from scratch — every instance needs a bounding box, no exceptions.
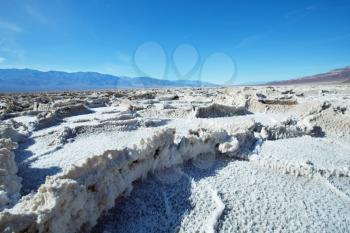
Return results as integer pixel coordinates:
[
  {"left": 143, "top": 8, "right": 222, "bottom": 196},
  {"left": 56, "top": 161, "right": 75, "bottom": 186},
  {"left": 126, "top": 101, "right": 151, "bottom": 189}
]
[{"left": 194, "top": 104, "right": 250, "bottom": 118}]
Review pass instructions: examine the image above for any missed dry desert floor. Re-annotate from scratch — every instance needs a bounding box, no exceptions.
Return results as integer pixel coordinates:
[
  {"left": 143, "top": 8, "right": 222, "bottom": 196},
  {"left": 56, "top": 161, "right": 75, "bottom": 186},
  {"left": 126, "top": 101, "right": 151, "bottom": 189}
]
[{"left": 0, "top": 85, "right": 350, "bottom": 233}]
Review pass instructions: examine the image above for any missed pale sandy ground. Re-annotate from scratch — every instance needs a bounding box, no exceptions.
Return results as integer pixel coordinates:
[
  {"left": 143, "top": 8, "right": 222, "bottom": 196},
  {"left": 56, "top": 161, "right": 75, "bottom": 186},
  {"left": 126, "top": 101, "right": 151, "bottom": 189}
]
[{"left": 0, "top": 85, "right": 349, "bottom": 232}]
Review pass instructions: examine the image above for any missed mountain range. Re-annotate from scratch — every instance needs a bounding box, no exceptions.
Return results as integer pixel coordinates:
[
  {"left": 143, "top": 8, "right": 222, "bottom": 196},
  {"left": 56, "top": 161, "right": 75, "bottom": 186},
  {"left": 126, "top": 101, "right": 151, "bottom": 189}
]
[
  {"left": 0, "top": 69, "right": 215, "bottom": 92},
  {"left": 266, "top": 66, "right": 350, "bottom": 85},
  {"left": 1, "top": 66, "right": 349, "bottom": 92}
]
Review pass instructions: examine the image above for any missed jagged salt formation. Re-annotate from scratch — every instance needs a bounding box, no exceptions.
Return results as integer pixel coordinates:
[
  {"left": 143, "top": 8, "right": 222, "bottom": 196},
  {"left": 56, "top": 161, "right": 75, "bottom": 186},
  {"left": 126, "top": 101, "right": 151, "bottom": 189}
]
[
  {"left": 0, "top": 118, "right": 320, "bottom": 232},
  {"left": 0, "top": 129, "right": 175, "bottom": 233},
  {"left": 259, "top": 117, "right": 323, "bottom": 140},
  {"left": 0, "top": 127, "right": 257, "bottom": 233},
  {"left": 0, "top": 123, "right": 27, "bottom": 142},
  {"left": 302, "top": 101, "right": 350, "bottom": 139},
  {"left": 0, "top": 122, "right": 27, "bottom": 211},
  {"left": 0, "top": 86, "right": 348, "bottom": 233},
  {"left": 35, "top": 104, "right": 93, "bottom": 129},
  {"left": 0, "top": 139, "right": 22, "bottom": 211},
  {"left": 48, "top": 127, "right": 76, "bottom": 146}
]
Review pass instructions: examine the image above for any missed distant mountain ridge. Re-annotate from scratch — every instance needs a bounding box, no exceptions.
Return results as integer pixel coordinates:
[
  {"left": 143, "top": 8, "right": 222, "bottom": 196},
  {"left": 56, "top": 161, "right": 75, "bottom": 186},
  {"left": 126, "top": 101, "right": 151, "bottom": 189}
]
[
  {"left": 0, "top": 68, "right": 215, "bottom": 92},
  {"left": 266, "top": 66, "right": 350, "bottom": 85}
]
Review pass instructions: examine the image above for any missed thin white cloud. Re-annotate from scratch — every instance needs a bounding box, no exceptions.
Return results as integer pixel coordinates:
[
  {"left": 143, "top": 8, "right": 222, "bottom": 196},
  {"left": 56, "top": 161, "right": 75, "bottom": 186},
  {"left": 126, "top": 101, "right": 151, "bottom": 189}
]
[
  {"left": 285, "top": 4, "right": 319, "bottom": 19},
  {"left": 0, "top": 57, "right": 5, "bottom": 64},
  {"left": 0, "top": 18, "right": 25, "bottom": 63},
  {"left": 0, "top": 19, "right": 22, "bottom": 33},
  {"left": 0, "top": 36, "right": 26, "bottom": 60}
]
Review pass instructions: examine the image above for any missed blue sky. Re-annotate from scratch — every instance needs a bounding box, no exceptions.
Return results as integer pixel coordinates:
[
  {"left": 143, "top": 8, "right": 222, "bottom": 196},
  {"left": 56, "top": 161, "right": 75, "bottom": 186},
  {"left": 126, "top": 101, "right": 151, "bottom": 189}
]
[{"left": 0, "top": 0, "right": 350, "bottom": 84}]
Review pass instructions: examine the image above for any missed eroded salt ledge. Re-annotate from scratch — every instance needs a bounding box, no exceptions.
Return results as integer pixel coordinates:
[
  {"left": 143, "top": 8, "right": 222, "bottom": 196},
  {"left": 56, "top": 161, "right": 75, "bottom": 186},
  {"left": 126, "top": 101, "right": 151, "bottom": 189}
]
[
  {"left": 0, "top": 117, "right": 325, "bottom": 232},
  {"left": 0, "top": 127, "right": 241, "bottom": 232},
  {"left": 0, "top": 123, "right": 27, "bottom": 211},
  {"left": 0, "top": 139, "right": 21, "bottom": 209},
  {"left": 0, "top": 85, "right": 350, "bottom": 232}
]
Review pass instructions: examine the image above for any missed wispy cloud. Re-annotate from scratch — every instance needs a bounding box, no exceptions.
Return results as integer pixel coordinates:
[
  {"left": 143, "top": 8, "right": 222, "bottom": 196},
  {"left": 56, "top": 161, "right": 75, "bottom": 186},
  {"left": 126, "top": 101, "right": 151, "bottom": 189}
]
[
  {"left": 0, "top": 57, "right": 5, "bottom": 64},
  {"left": 0, "top": 35, "right": 26, "bottom": 61},
  {"left": 285, "top": 4, "right": 319, "bottom": 20},
  {"left": 0, "top": 19, "right": 22, "bottom": 33},
  {"left": 0, "top": 17, "right": 25, "bottom": 63},
  {"left": 235, "top": 34, "right": 266, "bottom": 49}
]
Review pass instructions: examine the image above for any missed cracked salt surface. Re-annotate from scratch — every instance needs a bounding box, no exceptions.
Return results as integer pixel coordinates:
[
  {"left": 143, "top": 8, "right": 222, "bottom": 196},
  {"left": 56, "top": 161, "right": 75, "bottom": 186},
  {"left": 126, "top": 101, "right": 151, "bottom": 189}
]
[
  {"left": 93, "top": 158, "right": 350, "bottom": 233},
  {"left": 258, "top": 136, "right": 350, "bottom": 170},
  {"left": 17, "top": 110, "right": 283, "bottom": 193},
  {"left": 1, "top": 85, "right": 350, "bottom": 232}
]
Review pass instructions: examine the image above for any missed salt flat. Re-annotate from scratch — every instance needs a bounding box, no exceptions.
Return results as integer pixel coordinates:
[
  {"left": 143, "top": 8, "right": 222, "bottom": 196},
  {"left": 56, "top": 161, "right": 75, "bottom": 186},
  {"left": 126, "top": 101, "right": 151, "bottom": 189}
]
[{"left": 0, "top": 85, "right": 349, "bottom": 233}]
